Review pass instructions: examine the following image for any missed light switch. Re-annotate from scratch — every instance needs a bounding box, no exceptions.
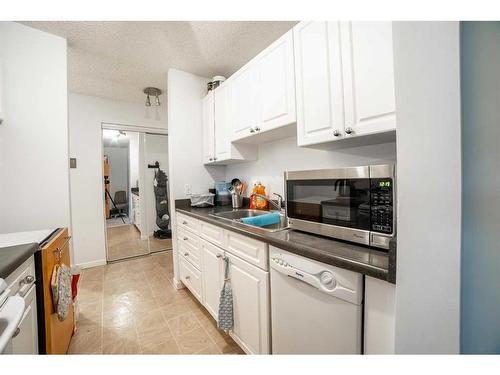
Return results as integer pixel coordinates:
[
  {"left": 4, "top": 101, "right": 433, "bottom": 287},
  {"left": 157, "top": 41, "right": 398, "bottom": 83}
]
[
  {"left": 70, "top": 158, "right": 77, "bottom": 168},
  {"left": 184, "top": 184, "right": 192, "bottom": 195}
]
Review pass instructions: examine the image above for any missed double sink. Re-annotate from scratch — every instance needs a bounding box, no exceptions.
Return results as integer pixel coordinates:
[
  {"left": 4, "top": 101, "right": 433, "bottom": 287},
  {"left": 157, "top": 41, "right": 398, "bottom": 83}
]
[{"left": 209, "top": 209, "right": 289, "bottom": 233}]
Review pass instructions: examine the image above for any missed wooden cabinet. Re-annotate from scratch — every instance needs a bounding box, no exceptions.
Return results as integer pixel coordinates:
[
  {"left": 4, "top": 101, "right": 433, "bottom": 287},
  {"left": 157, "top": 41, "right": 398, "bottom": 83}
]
[
  {"left": 341, "top": 22, "right": 396, "bottom": 137},
  {"left": 200, "top": 241, "right": 224, "bottom": 320},
  {"left": 40, "top": 228, "right": 74, "bottom": 354},
  {"left": 202, "top": 91, "right": 215, "bottom": 164},
  {"left": 226, "top": 251, "right": 270, "bottom": 354},
  {"left": 294, "top": 21, "right": 345, "bottom": 146},
  {"left": 294, "top": 21, "right": 396, "bottom": 147}
]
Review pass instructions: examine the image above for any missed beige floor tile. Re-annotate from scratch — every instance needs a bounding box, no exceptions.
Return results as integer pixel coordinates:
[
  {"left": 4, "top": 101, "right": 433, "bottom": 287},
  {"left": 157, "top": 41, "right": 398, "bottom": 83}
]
[
  {"left": 137, "top": 326, "right": 173, "bottom": 348},
  {"left": 68, "top": 328, "right": 102, "bottom": 354},
  {"left": 167, "top": 312, "right": 201, "bottom": 338},
  {"left": 176, "top": 327, "right": 214, "bottom": 354},
  {"left": 68, "top": 250, "right": 244, "bottom": 355},
  {"left": 196, "top": 344, "right": 222, "bottom": 354},
  {"left": 160, "top": 299, "right": 191, "bottom": 321},
  {"left": 134, "top": 308, "right": 168, "bottom": 334},
  {"left": 141, "top": 339, "right": 180, "bottom": 354}
]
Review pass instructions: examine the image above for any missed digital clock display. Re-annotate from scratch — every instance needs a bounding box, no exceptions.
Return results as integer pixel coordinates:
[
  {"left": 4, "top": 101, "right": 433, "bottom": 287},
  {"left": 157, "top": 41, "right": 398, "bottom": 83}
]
[{"left": 379, "top": 181, "right": 391, "bottom": 188}]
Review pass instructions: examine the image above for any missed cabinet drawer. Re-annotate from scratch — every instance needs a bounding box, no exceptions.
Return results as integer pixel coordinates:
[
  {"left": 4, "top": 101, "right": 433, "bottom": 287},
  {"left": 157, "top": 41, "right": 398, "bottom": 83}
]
[
  {"left": 200, "top": 220, "right": 224, "bottom": 247},
  {"left": 224, "top": 231, "right": 268, "bottom": 271},
  {"left": 177, "top": 212, "right": 200, "bottom": 234},
  {"left": 178, "top": 227, "right": 201, "bottom": 270},
  {"left": 179, "top": 257, "right": 203, "bottom": 302}
]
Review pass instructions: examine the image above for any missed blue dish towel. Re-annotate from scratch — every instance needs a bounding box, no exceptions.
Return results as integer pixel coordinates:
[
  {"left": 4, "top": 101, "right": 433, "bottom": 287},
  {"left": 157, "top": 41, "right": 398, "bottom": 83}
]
[{"left": 240, "top": 212, "right": 281, "bottom": 227}]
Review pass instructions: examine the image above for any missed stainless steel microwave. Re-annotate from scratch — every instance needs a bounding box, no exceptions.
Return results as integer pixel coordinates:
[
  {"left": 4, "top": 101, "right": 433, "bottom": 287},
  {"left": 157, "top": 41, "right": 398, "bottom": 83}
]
[{"left": 285, "top": 164, "right": 396, "bottom": 250}]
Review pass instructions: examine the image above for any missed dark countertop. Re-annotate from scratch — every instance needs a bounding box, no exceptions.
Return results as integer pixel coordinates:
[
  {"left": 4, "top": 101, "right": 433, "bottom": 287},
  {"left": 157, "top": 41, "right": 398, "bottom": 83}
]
[
  {"left": 0, "top": 243, "right": 39, "bottom": 279},
  {"left": 175, "top": 201, "right": 396, "bottom": 283}
]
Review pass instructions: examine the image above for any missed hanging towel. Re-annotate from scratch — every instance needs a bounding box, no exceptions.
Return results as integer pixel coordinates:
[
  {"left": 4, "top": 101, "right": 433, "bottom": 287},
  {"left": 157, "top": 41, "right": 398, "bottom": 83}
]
[
  {"left": 218, "top": 257, "right": 233, "bottom": 332},
  {"left": 51, "top": 263, "right": 72, "bottom": 322}
]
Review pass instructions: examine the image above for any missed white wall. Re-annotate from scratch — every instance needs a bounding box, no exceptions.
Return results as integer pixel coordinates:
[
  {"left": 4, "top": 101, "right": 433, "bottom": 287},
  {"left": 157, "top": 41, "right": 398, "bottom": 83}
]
[
  {"left": 103, "top": 146, "right": 129, "bottom": 198},
  {"left": 69, "top": 92, "right": 166, "bottom": 267},
  {"left": 225, "top": 137, "right": 396, "bottom": 197},
  {"left": 167, "top": 68, "right": 226, "bottom": 286},
  {"left": 0, "top": 22, "right": 70, "bottom": 233},
  {"left": 392, "top": 21, "right": 461, "bottom": 354}
]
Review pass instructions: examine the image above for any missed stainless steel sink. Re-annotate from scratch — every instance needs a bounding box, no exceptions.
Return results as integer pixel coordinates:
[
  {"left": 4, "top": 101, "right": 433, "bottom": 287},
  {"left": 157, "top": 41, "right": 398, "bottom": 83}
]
[{"left": 209, "top": 209, "right": 289, "bottom": 233}]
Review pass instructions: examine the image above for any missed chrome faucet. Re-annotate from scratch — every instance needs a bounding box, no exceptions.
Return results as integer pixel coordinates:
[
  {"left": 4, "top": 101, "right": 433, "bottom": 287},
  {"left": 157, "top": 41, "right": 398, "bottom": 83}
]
[{"left": 251, "top": 192, "right": 285, "bottom": 213}]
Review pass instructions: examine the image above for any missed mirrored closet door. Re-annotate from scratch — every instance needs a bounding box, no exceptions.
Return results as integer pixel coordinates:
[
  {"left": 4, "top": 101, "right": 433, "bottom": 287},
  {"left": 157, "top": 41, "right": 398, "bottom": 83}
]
[{"left": 102, "top": 128, "right": 171, "bottom": 262}]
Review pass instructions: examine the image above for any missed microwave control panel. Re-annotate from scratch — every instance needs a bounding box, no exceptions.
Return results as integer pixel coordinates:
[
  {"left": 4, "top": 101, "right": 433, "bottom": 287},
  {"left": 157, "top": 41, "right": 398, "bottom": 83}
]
[{"left": 370, "top": 178, "right": 393, "bottom": 234}]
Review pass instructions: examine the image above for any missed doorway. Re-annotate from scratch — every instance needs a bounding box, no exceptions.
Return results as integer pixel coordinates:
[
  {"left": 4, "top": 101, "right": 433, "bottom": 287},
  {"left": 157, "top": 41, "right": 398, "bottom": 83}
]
[{"left": 102, "top": 126, "right": 172, "bottom": 262}]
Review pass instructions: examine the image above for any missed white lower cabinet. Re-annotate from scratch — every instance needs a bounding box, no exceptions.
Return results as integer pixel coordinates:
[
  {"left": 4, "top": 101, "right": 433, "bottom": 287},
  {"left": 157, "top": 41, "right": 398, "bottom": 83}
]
[
  {"left": 225, "top": 251, "right": 270, "bottom": 355},
  {"left": 363, "top": 276, "right": 396, "bottom": 354},
  {"left": 179, "top": 257, "right": 203, "bottom": 302},
  {"left": 200, "top": 240, "right": 225, "bottom": 320},
  {"left": 177, "top": 214, "right": 270, "bottom": 354}
]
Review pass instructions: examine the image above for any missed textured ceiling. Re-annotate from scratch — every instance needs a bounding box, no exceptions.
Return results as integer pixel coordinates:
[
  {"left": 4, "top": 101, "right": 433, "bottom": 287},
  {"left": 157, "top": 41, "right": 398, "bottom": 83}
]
[{"left": 21, "top": 21, "right": 298, "bottom": 103}]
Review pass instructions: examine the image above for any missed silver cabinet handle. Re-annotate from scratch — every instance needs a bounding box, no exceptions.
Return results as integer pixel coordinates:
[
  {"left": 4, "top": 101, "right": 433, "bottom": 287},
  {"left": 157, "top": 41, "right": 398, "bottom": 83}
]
[
  {"left": 183, "top": 237, "right": 188, "bottom": 241},
  {"left": 255, "top": 126, "right": 261, "bottom": 131},
  {"left": 216, "top": 254, "right": 222, "bottom": 258},
  {"left": 345, "top": 127, "right": 353, "bottom": 135},
  {"left": 184, "top": 252, "right": 189, "bottom": 256},
  {"left": 333, "top": 129, "right": 341, "bottom": 137},
  {"left": 209, "top": 157, "right": 213, "bottom": 161},
  {"left": 185, "top": 276, "right": 190, "bottom": 280},
  {"left": 182, "top": 221, "right": 187, "bottom": 225},
  {"left": 214, "top": 157, "right": 217, "bottom": 161},
  {"left": 250, "top": 128, "right": 255, "bottom": 133}
]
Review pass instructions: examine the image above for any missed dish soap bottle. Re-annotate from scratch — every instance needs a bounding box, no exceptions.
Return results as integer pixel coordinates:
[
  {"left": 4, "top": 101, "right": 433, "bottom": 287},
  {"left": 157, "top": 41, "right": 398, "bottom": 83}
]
[
  {"left": 249, "top": 183, "right": 258, "bottom": 209},
  {"left": 255, "top": 182, "right": 269, "bottom": 210}
]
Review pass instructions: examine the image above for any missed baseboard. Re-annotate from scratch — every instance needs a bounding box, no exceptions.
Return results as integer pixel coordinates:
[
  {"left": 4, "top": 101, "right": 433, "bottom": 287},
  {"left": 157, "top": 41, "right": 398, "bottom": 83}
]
[
  {"left": 172, "top": 278, "right": 185, "bottom": 290},
  {"left": 75, "top": 259, "right": 107, "bottom": 269}
]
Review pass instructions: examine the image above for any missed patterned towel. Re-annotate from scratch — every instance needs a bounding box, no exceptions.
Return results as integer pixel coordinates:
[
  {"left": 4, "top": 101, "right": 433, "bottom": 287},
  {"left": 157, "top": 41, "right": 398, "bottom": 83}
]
[
  {"left": 51, "top": 263, "right": 72, "bottom": 322},
  {"left": 218, "top": 257, "right": 233, "bottom": 332}
]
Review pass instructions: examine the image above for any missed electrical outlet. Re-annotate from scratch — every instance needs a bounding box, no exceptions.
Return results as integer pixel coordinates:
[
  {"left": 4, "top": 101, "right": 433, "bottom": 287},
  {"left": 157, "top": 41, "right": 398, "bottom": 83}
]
[{"left": 184, "top": 184, "right": 192, "bottom": 196}]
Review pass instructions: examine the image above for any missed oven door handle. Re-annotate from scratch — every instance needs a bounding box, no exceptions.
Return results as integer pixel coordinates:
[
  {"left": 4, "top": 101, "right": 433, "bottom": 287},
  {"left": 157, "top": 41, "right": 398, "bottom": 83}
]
[{"left": 0, "top": 296, "right": 25, "bottom": 353}]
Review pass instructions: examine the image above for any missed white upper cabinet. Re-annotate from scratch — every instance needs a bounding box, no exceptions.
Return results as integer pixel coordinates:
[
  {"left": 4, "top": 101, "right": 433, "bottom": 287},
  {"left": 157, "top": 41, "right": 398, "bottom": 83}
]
[
  {"left": 229, "top": 65, "right": 260, "bottom": 141},
  {"left": 230, "top": 30, "right": 296, "bottom": 144},
  {"left": 294, "top": 21, "right": 345, "bottom": 146},
  {"left": 203, "top": 81, "right": 257, "bottom": 165},
  {"left": 202, "top": 91, "right": 215, "bottom": 164},
  {"left": 258, "top": 30, "right": 296, "bottom": 133},
  {"left": 293, "top": 21, "right": 396, "bottom": 147},
  {"left": 214, "top": 83, "right": 230, "bottom": 161},
  {"left": 341, "top": 21, "right": 396, "bottom": 137}
]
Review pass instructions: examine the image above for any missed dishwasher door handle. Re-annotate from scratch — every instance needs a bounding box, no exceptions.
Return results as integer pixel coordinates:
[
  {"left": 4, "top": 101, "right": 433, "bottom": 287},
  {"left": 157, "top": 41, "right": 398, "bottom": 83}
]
[{"left": 0, "top": 296, "right": 25, "bottom": 353}]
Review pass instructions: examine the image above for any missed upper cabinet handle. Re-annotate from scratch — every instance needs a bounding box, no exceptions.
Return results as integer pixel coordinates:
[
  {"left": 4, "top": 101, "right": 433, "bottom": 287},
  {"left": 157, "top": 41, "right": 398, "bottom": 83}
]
[
  {"left": 249, "top": 128, "right": 255, "bottom": 133},
  {"left": 345, "top": 127, "right": 353, "bottom": 135}
]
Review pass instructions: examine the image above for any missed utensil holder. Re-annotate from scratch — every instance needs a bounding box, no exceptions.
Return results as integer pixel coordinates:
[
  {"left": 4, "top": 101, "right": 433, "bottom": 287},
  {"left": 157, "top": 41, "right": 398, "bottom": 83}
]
[{"left": 231, "top": 193, "right": 243, "bottom": 209}]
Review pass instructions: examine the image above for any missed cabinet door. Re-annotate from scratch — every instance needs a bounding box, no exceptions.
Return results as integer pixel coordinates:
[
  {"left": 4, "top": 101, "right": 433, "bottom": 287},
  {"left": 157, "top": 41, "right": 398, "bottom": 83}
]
[
  {"left": 294, "top": 21, "right": 345, "bottom": 146},
  {"left": 202, "top": 92, "right": 215, "bottom": 164},
  {"left": 258, "top": 30, "right": 296, "bottom": 132},
  {"left": 214, "top": 83, "right": 230, "bottom": 161},
  {"left": 229, "top": 65, "right": 260, "bottom": 141},
  {"left": 226, "top": 252, "right": 270, "bottom": 354},
  {"left": 12, "top": 286, "right": 38, "bottom": 354},
  {"left": 341, "top": 21, "right": 396, "bottom": 137},
  {"left": 201, "top": 240, "right": 224, "bottom": 320}
]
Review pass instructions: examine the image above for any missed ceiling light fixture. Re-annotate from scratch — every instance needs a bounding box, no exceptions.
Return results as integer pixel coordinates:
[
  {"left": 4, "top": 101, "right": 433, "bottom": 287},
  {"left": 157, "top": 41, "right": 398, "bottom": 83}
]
[{"left": 143, "top": 87, "right": 162, "bottom": 107}]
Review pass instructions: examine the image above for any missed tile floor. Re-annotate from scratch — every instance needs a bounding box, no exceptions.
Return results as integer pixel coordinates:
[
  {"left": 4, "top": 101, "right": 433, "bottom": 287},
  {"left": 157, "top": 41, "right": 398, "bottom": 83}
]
[
  {"left": 106, "top": 224, "right": 172, "bottom": 261},
  {"left": 68, "top": 251, "right": 244, "bottom": 354}
]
